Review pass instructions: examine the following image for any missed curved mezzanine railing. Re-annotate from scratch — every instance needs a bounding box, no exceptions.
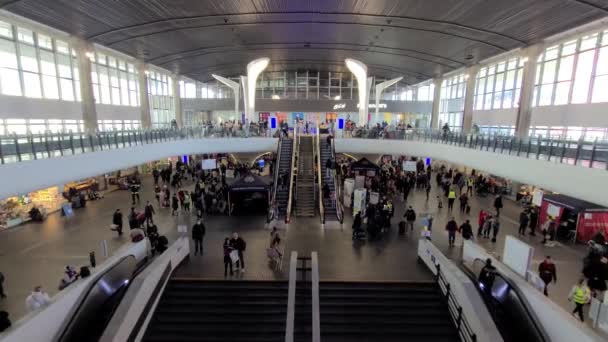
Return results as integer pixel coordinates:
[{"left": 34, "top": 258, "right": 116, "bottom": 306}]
[{"left": 342, "top": 127, "right": 608, "bottom": 170}]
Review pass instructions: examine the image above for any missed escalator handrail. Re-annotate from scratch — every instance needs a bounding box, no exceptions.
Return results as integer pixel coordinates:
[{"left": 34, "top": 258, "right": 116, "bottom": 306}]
[
  {"left": 286, "top": 127, "right": 298, "bottom": 223},
  {"left": 316, "top": 123, "right": 325, "bottom": 224},
  {"left": 434, "top": 264, "right": 477, "bottom": 342},
  {"left": 470, "top": 258, "right": 550, "bottom": 342},
  {"left": 55, "top": 255, "right": 136, "bottom": 342},
  {"left": 330, "top": 138, "right": 344, "bottom": 223},
  {"left": 268, "top": 135, "right": 283, "bottom": 223}
]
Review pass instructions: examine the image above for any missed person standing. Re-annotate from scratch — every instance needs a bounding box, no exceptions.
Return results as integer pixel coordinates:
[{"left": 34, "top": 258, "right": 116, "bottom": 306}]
[
  {"left": 112, "top": 209, "right": 123, "bottom": 236},
  {"left": 404, "top": 206, "right": 417, "bottom": 232},
  {"left": 144, "top": 201, "right": 155, "bottom": 225},
  {"left": 493, "top": 195, "right": 503, "bottom": 217},
  {"left": 223, "top": 238, "right": 234, "bottom": 277},
  {"left": 192, "top": 219, "right": 206, "bottom": 256},
  {"left": 459, "top": 193, "right": 468, "bottom": 214},
  {"left": 230, "top": 233, "right": 247, "bottom": 272},
  {"left": 479, "top": 259, "right": 496, "bottom": 295},
  {"left": 25, "top": 286, "right": 51, "bottom": 312},
  {"left": 171, "top": 193, "right": 179, "bottom": 216},
  {"left": 425, "top": 182, "right": 431, "bottom": 201},
  {"left": 518, "top": 210, "right": 529, "bottom": 235},
  {"left": 477, "top": 210, "right": 487, "bottom": 237},
  {"left": 538, "top": 256, "right": 557, "bottom": 296},
  {"left": 446, "top": 217, "right": 458, "bottom": 247},
  {"left": 447, "top": 188, "right": 456, "bottom": 212},
  {"left": 467, "top": 177, "right": 474, "bottom": 196},
  {"left": 568, "top": 278, "right": 591, "bottom": 322},
  {"left": 491, "top": 217, "right": 501, "bottom": 243},
  {"left": 325, "top": 158, "right": 333, "bottom": 179},
  {"left": 183, "top": 191, "right": 191, "bottom": 213},
  {"left": 152, "top": 168, "right": 160, "bottom": 185},
  {"left": 529, "top": 208, "right": 538, "bottom": 236},
  {"left": 0, "top": 272, "right": 6, "bottom": 299},
  {"left": 482, "top": 215, "right": 493, "bottom": 239}
]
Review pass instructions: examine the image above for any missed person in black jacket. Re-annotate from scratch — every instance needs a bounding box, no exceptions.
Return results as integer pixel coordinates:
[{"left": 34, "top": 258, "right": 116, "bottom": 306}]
[
  {"left": 112, "top": 209, "right": 123, "bottom": 236},
  {"left": 230, "top": 233, "right": 247, "bottom": 272},
  {"left": 518, "top": 210, "right": 529, "bottom": 235},
  {"left": 144, "top": 201, "right": 155, "bottom": 225},
  {"left": 494, "top": 195, "right": 503, "bottom": 217},
  {"left": 192, "top": 219, "right": 206, "bottom": 256},
  {"left": 404, "top": 206, "right": 416, "bottom": 231},
  {"left": 446, "top": 217, "right": 458, "bottom": 247},
  {"left": 529, "top": 208, "right": 538, "bottom": 236}
]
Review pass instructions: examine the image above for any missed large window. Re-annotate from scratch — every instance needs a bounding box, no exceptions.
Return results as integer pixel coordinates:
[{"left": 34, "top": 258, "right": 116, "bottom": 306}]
[
  {"left": 90, "top": 51, "right": 139, "bottom": 106},
  {"left": 475, "top": 57, "right": 524, "bottom": 110},
  {"left": 148, "top": 70, "right": 174, "bottom": 127},
  {"left": 179, "top": 79, "right": 197, "bottom": 98},
  {"left": 439, "top": 74, "right": 466, "bottom": 131},
  {"left": 533, "top": 30, "right": 608, "bottom": 106}
]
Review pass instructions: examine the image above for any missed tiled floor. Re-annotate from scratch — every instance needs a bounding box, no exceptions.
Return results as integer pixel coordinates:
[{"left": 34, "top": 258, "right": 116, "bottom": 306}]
[{"left": 0, "top": 169, "right": 595, "bottom": 329}]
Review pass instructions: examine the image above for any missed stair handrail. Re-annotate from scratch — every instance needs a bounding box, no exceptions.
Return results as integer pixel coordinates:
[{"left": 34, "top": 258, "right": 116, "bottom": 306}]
[
  {"left": 330, "top": 137, "right": 344, "bottom": 223},
  {"left": 285, "top": 251, "right": 298, "bottom": 342},
  {"left": 435, "top": 263, "right": 477, "bottom": 342},
  {"left": 268, "top": 135, "right": 283, "bottom": 223},
  {"left": 316, "top": 123, "right": 325, "bottom": 223},
  {"left": 311, "top": 251, "right": 320, "bottom": 342},
  {"left": 286, "top": 126, "right": 298, "bottom": 223}
]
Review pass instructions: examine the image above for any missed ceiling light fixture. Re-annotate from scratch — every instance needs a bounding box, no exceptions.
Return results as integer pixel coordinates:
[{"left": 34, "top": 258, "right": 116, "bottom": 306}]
[
  {"left": 334, "top": 95, "right": 341, "bottom": 100},
  {"left": 272, "top": 94, "right": 280, "bottom": 100}
]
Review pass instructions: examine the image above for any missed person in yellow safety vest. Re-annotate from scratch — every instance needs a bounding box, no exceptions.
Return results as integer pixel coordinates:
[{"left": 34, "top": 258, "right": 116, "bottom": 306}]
[
  {"left": 447, "top": 188, "right": 457, "bottom": 212},
  {"left": 568, "top": 278, "right": 591, "bottom": 322},
  {"left": 467, "top": 178, "right": 474, "bottom": 196}
]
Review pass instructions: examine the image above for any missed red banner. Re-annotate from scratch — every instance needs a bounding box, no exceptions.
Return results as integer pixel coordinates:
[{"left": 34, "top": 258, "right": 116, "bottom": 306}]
[
  {"left": 577, "top": 211, "right": 608, "bottom": 242},
  {"left": 539, "top": 200, "right": 564, "bottom": 227}
]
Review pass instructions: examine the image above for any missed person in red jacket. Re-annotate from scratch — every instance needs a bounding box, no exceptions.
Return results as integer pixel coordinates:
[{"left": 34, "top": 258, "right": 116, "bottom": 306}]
[
  {"left": 538, "top": 256, "right": 557, "bottom": 296},
  {"left": 477, "top": 210, "right": 487, "bottom": 237}
]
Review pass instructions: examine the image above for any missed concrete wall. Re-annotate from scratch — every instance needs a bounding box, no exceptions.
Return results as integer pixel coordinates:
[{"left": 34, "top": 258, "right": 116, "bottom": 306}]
[
  {"left": 334, "top": 138, "right": 608, "bottom": 207},
  {"left": 0, "top": 138, "right": 278, "bottom": 200},
  {"left": 0, "top": 94, "right": 139, "bottom": 120}
]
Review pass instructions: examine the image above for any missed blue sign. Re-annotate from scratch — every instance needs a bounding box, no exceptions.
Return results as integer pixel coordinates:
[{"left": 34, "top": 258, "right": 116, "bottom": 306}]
[
  {"left": 338, "top": 118, "right": 345, "bottom": 130},
  {"left": 258, "top": 159, "right": 265, "bottom": 168},
  {"left": 425, "top": 157, "right": 431, "bottom": 166},
  {"left": 270, "top": 117, "right": 277, "bottom": 129},
  {"left": 182, "top": 155, "right": 188, "bottom": 164},
  {"left": 62, "top": 204, "right": 73, "bottom": 217}
]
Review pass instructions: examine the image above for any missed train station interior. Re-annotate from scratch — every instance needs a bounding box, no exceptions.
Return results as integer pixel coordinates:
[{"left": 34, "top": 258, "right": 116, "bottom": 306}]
[{"left": 0, "top": 1, "right": 607, "bottom": 341}]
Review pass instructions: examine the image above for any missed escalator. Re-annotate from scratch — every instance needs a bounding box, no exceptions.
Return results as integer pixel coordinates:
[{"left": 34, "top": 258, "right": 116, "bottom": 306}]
[
  {"left": 268, "top": 136, "right": 293, "bottom": 221},
  {"left": 55, "top": 255, "right": 140, "bottom": 342},
  {"left": 462, "top": 259, "right": 550, "bottom": 342}
]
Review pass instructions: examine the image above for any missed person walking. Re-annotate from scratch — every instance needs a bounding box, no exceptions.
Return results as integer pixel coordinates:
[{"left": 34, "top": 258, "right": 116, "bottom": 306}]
[
  {"left": 425, "top": 182, "right": 431, "bottom": 201},
  {"left": 491, "top": 217, "right": 501, "bottom": 243},
  {"left": 112, "top": 209, "right": 123, "bottom": 236},
  {"left": 192, "top": 219, "right": 206, "bottom": 256},
  {"left": 493, "top": 195, "right": 503, "bottom": 217},
  {"left": 404, "top": 206, "right": 417, "bottom": 232},
  {"left": 447, "top": 188, "right": 456, "bottom": 212},
  {"left": 466, "top": 177, "right": 474, "bottom": 196},
  {"left": 144, "top": 201, "right": 155, "bottom": 225},
  {"left": 230, "top": 233, "right": 247, "bottom": 273},
  {"left": 518, "top": 210, "right": 529, "bottom": 235},
  {"left": 459, "top": 193, "right": 468, "bottom": 214},
  {"left": 568, "top": 278, "right": 591, "bottom": 322},
  {"left": 25, "top": 286, "right": 51, "bottom": 312},
  {"left": 183, "top": 191, "right": 191, "bottom": 213},
  {"left": 446, "top": 217, "right": 458, "bottom": 247},
  {"left": 538, "top": 256, "right": 557, "bottom": 296},
  {"left": 460, "top": 219, "right": 473, "bottom": 242},
  {"left": 477, "top": 210, "right": 487, "bottom": 237},
  {"left": 223, "top": 238, "right": 234, "bottom": 277},
  {"left": 482, "top": 215, "right": 493, "bottom": 239},
  {"left": 152, "top": 168, "right": 160, "bottom": 185},
  {"left": 171, "top": 193, "right": 179, "bottom": 216}
]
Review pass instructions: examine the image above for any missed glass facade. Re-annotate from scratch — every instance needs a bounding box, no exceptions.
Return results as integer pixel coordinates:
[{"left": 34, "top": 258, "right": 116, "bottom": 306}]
[
  {"left": 439, "top": 73, "right": 466, "bottom": 131},
  {"left": 90, "top": 52, "right": 139, "bottom": 106},
  {"left": 148, "top": 70, "right": 174, "bottom": 128},
  {"left": 475, "top": 57, "right": 524, "bottom": 110}
]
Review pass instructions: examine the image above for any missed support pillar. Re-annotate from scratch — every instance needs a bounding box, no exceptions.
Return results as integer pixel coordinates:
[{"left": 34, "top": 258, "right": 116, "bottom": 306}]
[
  {"left": 430, "top": 78, "right": 442, "bottom": 129},
  {"left": 462, "top": 65, "right": 480, "bottom": 133},
  {"left": 172, "top": 74, "right": 182, "bottom": 128},
  {"left": 72, "top": 39, "right": 97, "bottom": 134},
  {"left": 136, "top": 61, "right": 152, "bottom": 129},
  {"left": 515, "top": 44, "right": 543, "bottom": 138}
]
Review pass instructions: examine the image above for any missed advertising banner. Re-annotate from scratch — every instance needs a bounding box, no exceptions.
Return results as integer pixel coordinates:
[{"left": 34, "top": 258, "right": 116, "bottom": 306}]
[{"left": 577, "top": 211, "right": 608, "bottom": 242}]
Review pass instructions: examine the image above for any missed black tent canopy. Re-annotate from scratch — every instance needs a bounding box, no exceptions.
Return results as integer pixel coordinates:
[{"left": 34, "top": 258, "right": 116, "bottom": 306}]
[
  {"left": 227, "top": 173, "right": 271, "bottom": 216},
  {"left": 350, "top": 157, "right": 380, "bottom": 172}
]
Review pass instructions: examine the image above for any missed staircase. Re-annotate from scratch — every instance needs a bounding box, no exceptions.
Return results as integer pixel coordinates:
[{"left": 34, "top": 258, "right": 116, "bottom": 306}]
[
  {"left": 319, "top": 282, "right": 461, "bottom": 342},
  {"left": 276, "top": 138, "right": 293, "bottom": 219},
  {"left": 296, "top": 136, "right": 315, "bottom": 217},
  {"left": 294, "top": 281, "right": 312, "bottom": 342},
  {"left": 320, "top": 138, "right": 338, "bottom": 220},
  {"left": 143, "top": 280, "right": 288, "bottom": 342}
]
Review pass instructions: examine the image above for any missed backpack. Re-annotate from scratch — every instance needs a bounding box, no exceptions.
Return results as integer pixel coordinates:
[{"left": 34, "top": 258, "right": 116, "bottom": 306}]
[{"left": 80, "top": 266, "right": 91, "bottom": 278}]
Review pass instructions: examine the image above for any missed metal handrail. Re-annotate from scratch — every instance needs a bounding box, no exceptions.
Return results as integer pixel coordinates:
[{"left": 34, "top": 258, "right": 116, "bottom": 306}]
[
  {"left": 347, "top": 127, "right": 608, "bottom": 170},
  {"left": 268, "top": 136, "right": 283, "bottom": 223},
  {"left": 285, "top": 251, "right": 298, "bottom": 342},
  {"left": 435, "top": 263, "right": 477, "bottom": 342},
  {"left": 286, "top": 127, "right": 298, "bottom": 223},
  {"left": 315, "top": 123, "right": 325, "bottom": 224},
  {"left": 470, "top": 258, "right": 550, "bottom": 342},
  {"left": 330, "top": 138, "right": 344, "bottom": 223},
  {"left": 311, "top": 251, "right": 320, "bottom": 342}
]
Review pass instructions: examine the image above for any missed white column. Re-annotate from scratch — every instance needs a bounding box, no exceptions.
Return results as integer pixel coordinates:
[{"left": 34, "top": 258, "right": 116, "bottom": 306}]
[
  {"left": 136, "top": 61, "right": 152, "bottom": 129},
  {"left": 243, "top": 58, "right": 269, "bottom": 122},
  {"left": 172, "top": 74, "right": 182, "bottom": 128},
  {"left": 71, "top": 38, "right": 97, "bottom": 134},
  {"left": 345, "top": 59, "right": 370, "bottom": 127},
  {"left": 375, "top": 77, "right": 403, "bottom": 125},
  {"left": 212, "top": 74, "right": 240, "bottom": 118},
  {"left": 515, "top": 44, "right": 543, "bottom": 138},
  {"left": 462, "top": 65, "right": 480, "bottom": 133},
  {"left": 430, "top": 78, "right": 442, "bottom": 129}
]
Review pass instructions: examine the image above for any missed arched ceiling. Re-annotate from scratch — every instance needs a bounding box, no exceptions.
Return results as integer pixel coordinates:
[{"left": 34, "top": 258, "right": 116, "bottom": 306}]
[{"left": 1, "top": 0, "right": 607, "bottom": 83}]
